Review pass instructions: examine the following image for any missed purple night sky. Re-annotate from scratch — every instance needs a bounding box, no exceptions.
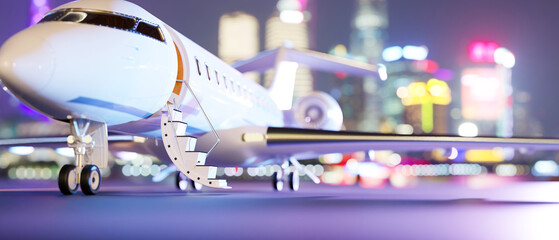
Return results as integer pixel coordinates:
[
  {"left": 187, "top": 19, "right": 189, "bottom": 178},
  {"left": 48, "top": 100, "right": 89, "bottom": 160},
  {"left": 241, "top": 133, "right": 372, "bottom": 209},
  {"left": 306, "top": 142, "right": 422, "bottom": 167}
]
[{"left": 1, "top": 0, "right": 559, "bottom": 135}]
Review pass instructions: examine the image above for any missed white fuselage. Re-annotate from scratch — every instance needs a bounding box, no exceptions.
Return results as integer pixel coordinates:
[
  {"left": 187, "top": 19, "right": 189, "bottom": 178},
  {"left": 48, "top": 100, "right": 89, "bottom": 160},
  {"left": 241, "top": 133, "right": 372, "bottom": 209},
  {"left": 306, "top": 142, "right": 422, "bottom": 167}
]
[{"left": 0, "top": 0, "right": 283, "bottom": 140}]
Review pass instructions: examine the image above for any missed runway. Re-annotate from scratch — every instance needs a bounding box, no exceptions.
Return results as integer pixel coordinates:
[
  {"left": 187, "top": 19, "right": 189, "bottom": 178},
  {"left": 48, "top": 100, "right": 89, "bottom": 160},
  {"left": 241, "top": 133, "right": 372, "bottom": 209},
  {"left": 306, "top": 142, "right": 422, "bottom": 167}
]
[{"left": 0, "top": 178, "right": 558, "bottom": 240}]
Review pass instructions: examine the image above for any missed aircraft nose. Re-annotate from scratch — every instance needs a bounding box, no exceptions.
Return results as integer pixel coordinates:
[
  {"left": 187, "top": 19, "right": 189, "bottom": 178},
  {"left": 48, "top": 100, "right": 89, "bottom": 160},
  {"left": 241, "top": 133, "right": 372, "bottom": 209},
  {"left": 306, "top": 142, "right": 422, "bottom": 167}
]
[{"left": 0, "top": 31, "right": 55, "bottom": 94}]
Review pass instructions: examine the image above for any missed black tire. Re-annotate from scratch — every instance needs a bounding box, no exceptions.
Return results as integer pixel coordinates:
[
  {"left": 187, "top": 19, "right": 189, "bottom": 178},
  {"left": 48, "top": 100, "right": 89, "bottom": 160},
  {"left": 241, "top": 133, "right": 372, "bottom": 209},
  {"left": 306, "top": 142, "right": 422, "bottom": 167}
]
[
  {"left": 58, "top": 164, "right": 79, "bottom": 195},
  {"left": 191, "top": 180, "right": 203, "bottom": 191},
  {"left": 272, "top": 171, "right": 283, "bottom": 191},
  {"left": 80, "top": 165, "right": 101, "bottom": 195},
  {"left": 176, "top": 172, "right": 188, "bottom": 191},
  {"left": 289, "top": 171, "right": 300, "bottom": 192}
]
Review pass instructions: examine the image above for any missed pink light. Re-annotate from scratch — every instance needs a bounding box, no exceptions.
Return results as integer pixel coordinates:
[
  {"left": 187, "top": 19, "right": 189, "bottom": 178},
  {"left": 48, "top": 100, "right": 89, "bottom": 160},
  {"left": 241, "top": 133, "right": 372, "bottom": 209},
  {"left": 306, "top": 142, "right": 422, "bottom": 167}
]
[
  {"left": 485, "top": 42, "right": 499, "bottom": 61},
  {"left": 469, "top": 42, "right": 484, "bottom": 62},
  {"left": 298, "top": 0, "right": 308, "bottom": 10},
  {"left": 469, "top": 41, "right": 500, "bottom": 63},
  {"left": 33, "top": 0, "right": 47, "bottom": 7}
]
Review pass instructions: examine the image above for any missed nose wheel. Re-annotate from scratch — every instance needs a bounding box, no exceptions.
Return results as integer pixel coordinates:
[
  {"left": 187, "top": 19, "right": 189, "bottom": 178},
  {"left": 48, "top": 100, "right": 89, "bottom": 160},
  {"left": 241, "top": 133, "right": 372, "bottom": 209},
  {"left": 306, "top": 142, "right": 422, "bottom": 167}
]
[
  {"left": 80, "top": 165, "right": 101, "bottom": 195},
  {"left": 58, "top": 164, "right": 101, "bottom": 195},
  {"left": 58, "top": 165, "right": 79, "bottom": 195}
]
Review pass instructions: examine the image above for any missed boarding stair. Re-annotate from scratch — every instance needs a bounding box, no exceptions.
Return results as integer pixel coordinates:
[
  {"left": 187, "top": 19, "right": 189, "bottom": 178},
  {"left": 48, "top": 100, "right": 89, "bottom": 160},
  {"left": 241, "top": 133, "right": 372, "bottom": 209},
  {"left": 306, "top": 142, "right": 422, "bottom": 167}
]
[{"left": 160, "top": 82, "right": 229, "bottom": 189}]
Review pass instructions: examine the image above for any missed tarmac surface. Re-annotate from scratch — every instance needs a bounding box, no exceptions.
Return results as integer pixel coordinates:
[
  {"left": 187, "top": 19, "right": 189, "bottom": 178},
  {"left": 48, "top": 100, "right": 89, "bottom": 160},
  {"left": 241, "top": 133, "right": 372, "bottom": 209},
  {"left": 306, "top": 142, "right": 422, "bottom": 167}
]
[{"left": 0, "top": 178, "right": 558, "bottom": 239}]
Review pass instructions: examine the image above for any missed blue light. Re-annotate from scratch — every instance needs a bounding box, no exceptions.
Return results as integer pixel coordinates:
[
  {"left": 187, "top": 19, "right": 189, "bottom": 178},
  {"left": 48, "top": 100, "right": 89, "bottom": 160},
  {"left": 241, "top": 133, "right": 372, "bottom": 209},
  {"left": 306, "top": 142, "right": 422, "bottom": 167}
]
[
  {"left": 9, "top": 146, "right": 35, "bottom": 156},
  {"left": 402, "top": 45, "right": 428, "bottom": 61},
  {"left": 532, "top": 160, "right": 559, "bottom": 177},
  {"left": 382, "top": 46, "right": 403, "bottom": 62}
]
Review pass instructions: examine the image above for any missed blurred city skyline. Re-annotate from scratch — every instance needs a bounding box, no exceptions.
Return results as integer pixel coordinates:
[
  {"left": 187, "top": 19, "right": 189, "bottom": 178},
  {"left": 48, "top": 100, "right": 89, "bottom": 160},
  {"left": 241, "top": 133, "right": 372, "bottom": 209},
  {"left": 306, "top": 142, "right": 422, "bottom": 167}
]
[{"left": 1, "top": 0, "right": 559, "bottom": 135}]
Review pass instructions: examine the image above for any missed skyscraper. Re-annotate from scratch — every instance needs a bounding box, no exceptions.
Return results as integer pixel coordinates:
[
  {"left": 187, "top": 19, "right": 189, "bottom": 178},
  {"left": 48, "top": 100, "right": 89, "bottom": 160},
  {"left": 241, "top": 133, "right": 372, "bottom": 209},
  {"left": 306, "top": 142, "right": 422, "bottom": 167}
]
[
  {"left": 264, "top": 0, "right": 313, "bottom": 100},
  {"left": 218, "top": 12, "right": 260, "bottom": 83},
  {"left": 346, "top": 0, "right": 387, "bottom": 131},
  {"left": 218, "top": 12, "right": 259, "bottom": 64},
  {"left": 350, "top": 0, "right": 387, "bottom": 62},
  {"left": 460, "top": 42, "right": 516, "bottom": 137}
]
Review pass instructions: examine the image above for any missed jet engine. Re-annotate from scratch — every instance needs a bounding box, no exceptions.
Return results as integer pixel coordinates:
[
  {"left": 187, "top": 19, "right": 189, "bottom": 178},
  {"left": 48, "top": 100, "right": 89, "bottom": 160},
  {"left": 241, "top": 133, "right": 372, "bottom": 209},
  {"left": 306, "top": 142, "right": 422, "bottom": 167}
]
[{"left": 285, "top": 92, "right": 343, "bottom": 131}]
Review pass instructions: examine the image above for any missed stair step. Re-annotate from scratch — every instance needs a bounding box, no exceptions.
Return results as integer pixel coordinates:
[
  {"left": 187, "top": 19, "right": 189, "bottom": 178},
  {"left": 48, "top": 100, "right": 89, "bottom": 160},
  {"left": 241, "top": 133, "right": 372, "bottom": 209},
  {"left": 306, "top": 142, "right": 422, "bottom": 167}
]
[
  {"left": 193, "top": 166, "right": 217, "bottom": 179},
  {"left": 182, "top": 152, "right": 207, "bottom": 167},
  {"left": 168, "top": 121, "right": 187, "bottom": 136},
  {"left": 170, "top": 108, "right": 182, "bottom": 121},
  {"left": 207, "top": 179, "right": 228, "bottom": 188},
  {"left": 177, "top": 136, "right": 197, "bottom": 151}
]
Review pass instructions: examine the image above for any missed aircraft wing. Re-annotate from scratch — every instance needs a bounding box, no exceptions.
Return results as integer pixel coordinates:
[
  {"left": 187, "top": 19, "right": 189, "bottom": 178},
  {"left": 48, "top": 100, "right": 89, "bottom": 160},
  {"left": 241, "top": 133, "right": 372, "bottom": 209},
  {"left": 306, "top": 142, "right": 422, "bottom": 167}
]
[
  {"left": 231, "top": 47, "right": 378, "bottom": 77},
  {"left": 198, "top": 126, "right": 559, "bottom": 166},
  {"left": 261, "top": 127, "right": 559, "bottom": 159},
  {"left": 0, "top": 135, "right": 138, "bottom": 148}
]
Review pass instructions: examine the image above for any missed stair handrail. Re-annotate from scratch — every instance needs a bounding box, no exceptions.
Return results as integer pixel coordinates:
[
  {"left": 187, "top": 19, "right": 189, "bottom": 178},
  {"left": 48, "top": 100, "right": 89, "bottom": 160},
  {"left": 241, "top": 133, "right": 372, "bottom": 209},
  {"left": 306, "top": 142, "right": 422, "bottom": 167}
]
[{"left": 179, "top": 80, "right": 220, "bottom": 155}]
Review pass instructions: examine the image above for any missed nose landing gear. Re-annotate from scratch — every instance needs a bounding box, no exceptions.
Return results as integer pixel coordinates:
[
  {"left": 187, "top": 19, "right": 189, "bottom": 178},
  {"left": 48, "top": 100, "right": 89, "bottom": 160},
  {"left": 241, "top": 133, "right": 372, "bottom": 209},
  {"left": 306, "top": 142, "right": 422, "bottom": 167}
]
[
  {"left": 58, "top": 164, "right": 101, "bottom": 195},
  {"left": 80, "top": 165, "right": 101, "bottom": 195},
  {"left": 58, "top": 119, "right": 108, "bottom": 196},
  {"left": 58, "top": 164, "right": 79, "bottom": 195}
]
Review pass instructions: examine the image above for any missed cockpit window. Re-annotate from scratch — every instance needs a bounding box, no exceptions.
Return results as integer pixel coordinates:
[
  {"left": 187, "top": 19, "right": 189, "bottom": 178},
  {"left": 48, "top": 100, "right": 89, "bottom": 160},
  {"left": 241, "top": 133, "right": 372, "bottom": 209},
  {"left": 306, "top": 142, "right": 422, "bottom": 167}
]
[
  {"left": 39, "top": 9, "right": 165, "bottom": 43},
  {"left": 59, "top": 11, "right": 136, "bottom": 30},
  {"left": 39, "top": 11, "right": 66, "bottom": 23},
  {"left": 136, "top": 22, "right": 164, "bottom": 42}
]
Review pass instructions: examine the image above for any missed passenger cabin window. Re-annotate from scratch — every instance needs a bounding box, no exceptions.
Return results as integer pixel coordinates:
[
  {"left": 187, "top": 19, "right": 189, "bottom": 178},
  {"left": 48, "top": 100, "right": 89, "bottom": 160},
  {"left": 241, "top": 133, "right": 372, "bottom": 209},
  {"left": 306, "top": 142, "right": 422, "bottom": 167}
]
[
  {"left": 195, "top": 58, "right": 201, "bottom": 76},
  {"left": 223, "top": 75, "right": 228, "bottom": 89},
  {"left": 215, "top": 70, "right": 220, "bottom": 85},
  {"left": 205, "top": 65, "right": 211, "bottom": 81},
  {"left": 39, "top": 9, "right": 165, "bottom": 42}
]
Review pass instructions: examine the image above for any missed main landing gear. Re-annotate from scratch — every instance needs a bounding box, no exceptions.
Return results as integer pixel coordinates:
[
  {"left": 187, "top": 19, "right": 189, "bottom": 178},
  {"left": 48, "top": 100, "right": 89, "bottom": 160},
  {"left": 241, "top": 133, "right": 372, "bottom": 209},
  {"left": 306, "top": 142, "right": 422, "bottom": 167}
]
[
  {"left": 58, "top": 120, "right": 108, "bottom": 196},
  {"left": 272, "top": 157, "right": 322, "bottom": 192},
  {"left": 176, "top": 171, "right": 203, "bottom": 192},
  {"left": 272, "top": 159, "right": 300, "bottom": 192}
]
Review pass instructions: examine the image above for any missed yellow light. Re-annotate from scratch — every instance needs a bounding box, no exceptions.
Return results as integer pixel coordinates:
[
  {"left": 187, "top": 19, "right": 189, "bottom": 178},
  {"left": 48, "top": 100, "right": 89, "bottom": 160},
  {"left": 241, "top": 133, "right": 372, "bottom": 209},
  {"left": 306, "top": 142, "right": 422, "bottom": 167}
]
[
  {"left": 133, "top": 136, "right": 146, "bottom": 143},
  {"left": 401, "top": 97, "right": 413, "bottom": 106},
  {"left": 432, "top": 149, "right": 448, "bottom": 162},
  {"left": 429, "top": 84, "right": 443, "bottom": 96},
  {"left": 406, "top": 82, "right": 428, "bottom": 105},
  {"left": 413, "top": 85, "right": 426, "bottom": 97},
  {"left": 427, "top": 78, "right": 451, "bottom": 105},
  {"left": 396, "top": 87, "right": 408, "bottom": 99},
  {"left": 465, "top": 148, "right": 505, "bottom": 163},
  {"left": 332, "top": 44, "right": 347, "bottom": 57}
]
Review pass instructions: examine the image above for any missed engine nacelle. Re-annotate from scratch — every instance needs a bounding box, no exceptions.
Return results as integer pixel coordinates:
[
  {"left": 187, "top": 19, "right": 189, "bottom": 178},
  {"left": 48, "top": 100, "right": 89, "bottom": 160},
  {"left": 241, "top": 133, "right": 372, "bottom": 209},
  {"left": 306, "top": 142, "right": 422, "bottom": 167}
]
[{"left": 284, "top": 92, "right": 343, "bottom": 131}]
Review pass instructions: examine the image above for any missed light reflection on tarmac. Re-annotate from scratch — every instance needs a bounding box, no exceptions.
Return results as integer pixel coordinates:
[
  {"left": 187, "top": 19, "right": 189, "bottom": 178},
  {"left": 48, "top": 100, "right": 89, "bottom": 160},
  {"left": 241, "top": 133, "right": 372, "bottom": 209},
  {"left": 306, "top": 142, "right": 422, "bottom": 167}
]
[{"left": 0, "top": 179, "right": 558, "bottom": 240}]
